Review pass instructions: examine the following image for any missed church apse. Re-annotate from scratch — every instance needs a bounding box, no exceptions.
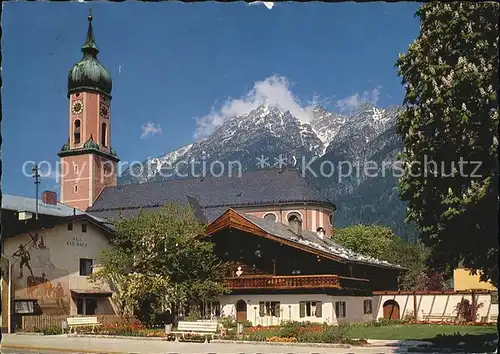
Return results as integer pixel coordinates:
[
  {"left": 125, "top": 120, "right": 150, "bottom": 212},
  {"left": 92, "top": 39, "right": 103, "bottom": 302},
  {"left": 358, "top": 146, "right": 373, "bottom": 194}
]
[{"left": 10, "top": 231, "right": 70, "bottom": 315}]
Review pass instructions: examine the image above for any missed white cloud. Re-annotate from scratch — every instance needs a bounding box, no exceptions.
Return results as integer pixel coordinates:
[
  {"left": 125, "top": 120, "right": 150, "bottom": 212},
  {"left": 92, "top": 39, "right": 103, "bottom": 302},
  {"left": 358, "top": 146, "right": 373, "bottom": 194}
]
[
  {"left": 141, "top": 122, "right": 162, "bottom": 139},
  {"left": 248, "top": 1, "right": 274, "bottom": 9},
  {"left": 336, "top": 86, "right": 382, "bottom": 113},
  {"left": 194, "top": 75, "right": 319, "bottom": 140}
]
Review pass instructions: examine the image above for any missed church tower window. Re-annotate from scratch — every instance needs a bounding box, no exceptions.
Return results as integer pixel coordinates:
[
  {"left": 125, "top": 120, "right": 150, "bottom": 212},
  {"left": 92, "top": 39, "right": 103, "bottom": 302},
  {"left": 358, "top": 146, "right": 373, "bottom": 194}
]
[
  {"left": 101, "top": 122, "right": 107, "bottom": 147},
  {"left": 74, "top": 120, "right": 81, "bottom": 144}
]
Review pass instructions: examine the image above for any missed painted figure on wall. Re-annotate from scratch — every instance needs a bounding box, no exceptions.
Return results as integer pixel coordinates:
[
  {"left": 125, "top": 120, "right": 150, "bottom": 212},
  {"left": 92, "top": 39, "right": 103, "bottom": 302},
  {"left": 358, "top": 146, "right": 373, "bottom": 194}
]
[
  {"left": 10, "top": 233, "right": 71, "bottom": 315},
  {"left": 54, "top": 283, "right": 66, "bottom": 312},
  {"left": 12, "top": 244, "right": 34, "bottom": 279}
]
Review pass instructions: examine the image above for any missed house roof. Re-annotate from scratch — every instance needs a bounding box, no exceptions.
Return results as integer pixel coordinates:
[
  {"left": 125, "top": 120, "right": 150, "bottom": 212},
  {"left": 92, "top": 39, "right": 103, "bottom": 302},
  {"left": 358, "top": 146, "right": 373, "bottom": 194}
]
[
  {"left": 87, "top": 169, "right": 335, "bottom": 221},
  {"left": 4, "top": 213, "right": 115, "bottom": 239},
  {"left": 207, "top": 208, "right": 405, "bottom": 271},
  {"left": 2, "top": 194, "right": 85, "bottom": 217}
]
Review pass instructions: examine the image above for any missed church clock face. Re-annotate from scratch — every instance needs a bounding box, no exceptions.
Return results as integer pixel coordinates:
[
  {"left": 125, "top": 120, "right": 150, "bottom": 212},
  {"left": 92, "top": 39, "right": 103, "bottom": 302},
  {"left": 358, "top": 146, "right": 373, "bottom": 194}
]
[
  {"left": 71, "top": 100, "right": 84, "bottom": 115},
  {"left": 100, "top": 104, "right": 109, "bottom": 119}
]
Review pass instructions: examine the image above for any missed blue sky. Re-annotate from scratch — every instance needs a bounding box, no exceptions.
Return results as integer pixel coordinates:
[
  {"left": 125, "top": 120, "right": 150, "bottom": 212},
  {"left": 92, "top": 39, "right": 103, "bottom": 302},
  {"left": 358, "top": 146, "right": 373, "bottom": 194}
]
[{"left": 2, "top": 1, "right": 420, "bottom": 197}]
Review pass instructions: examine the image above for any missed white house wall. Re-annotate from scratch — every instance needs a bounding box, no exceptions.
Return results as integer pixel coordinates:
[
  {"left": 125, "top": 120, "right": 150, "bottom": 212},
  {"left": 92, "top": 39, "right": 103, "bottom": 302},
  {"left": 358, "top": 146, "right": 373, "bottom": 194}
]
[{"left": 219, "top": 294, "right": 374, "bottom": 326}]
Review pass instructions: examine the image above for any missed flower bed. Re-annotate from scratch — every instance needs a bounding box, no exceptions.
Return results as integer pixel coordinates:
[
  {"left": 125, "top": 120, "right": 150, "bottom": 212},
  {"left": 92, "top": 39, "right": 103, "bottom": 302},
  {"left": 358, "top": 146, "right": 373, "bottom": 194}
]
[{"left": 239, "top": 321, "right": 367, "bottom": 345}]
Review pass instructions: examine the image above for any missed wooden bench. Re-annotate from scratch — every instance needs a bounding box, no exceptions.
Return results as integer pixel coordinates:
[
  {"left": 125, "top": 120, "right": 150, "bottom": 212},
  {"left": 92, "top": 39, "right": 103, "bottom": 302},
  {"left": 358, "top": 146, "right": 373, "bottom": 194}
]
[
  {"left": 67, "top": 316, "right": 101, "bottom": 334},
  {"left": 171, "top": 321, "right": 219, "bottom": 343},
  {"left": 422, "top": 314, "right": 456, "bottom": 322}
]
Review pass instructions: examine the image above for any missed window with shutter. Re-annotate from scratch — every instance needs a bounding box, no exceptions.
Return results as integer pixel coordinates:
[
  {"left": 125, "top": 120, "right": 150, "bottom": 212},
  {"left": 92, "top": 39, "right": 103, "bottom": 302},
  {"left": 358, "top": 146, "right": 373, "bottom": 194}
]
[
  {"left": 335, "top": 301, "right": 346, "bottom": 318},
  {"left": 363, "top": 300, "right": 372, "bottom": 314},
  {"left": 315, "top": 301, "right": 322, "bottom": 317},
  {"left": 273, "top": 302, "right": 281, "bottom": 317},
  {"left": 299, "top": 301, "right": 305, "bottom": 318}
]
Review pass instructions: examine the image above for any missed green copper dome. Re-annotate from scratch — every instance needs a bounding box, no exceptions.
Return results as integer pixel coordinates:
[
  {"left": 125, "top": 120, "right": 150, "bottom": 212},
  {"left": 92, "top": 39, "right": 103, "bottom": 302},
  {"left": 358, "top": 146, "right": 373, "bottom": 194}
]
[
  {"left": 84, "top": 136, "right": 100, "bottom": 150},
  {"left": 68, "top": 10, "right": 112, "bottom": 97}
]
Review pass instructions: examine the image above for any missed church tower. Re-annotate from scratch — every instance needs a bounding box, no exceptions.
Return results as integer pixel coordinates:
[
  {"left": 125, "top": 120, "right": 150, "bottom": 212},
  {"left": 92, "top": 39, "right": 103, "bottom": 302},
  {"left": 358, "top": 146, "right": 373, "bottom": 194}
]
[{"left": 58, "top": 10, "right": 119, "bottom": 211}]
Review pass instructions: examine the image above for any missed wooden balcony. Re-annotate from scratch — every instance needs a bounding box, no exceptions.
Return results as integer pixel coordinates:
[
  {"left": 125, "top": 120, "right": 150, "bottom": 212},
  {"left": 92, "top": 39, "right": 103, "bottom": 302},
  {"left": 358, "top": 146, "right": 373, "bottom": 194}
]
[{"left": 226, "top": 274, "right": 341, "bottom": 290}]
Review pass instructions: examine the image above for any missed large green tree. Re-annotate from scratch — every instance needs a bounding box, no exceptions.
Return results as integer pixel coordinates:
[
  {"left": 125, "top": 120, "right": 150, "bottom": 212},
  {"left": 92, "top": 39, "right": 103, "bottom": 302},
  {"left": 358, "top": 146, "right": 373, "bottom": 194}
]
[
  {"left": 91, "top": 203, "right": 228, "bottom": 324},
  {"left": 395, "top": 2, "right": 499, "bottom": 281},
  {"left": 335, "top": 224, "right": 447, "bottom": 290}
]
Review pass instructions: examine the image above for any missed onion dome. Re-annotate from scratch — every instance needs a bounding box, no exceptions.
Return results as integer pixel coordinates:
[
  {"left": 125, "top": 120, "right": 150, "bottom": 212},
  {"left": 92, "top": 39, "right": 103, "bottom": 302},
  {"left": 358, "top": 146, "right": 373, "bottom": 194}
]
[{"left": 68, "top": 10, "right": 112, "bottom": 97}]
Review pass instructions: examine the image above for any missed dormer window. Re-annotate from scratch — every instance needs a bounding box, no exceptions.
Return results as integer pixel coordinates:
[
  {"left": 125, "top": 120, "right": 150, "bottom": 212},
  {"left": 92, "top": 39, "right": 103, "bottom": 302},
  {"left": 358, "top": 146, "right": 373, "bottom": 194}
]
[
  {"left": 328, "top": 213, "right": 334, "bottom": 226},
  {"left": 287, "top": 212, "right": 302, "bottom": 223},
  {"left": 287, "top": 212, "right": 302, "bottom": 236},
  {"left": 263, "top": 213, "right": 277, "bottom": 222}
]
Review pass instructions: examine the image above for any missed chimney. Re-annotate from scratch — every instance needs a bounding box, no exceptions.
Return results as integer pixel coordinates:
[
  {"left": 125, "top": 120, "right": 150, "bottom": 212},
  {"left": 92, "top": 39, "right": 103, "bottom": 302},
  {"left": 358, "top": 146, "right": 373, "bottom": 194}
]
[{"left": 41, "top": 191, "right": 57, "bottom": 205}]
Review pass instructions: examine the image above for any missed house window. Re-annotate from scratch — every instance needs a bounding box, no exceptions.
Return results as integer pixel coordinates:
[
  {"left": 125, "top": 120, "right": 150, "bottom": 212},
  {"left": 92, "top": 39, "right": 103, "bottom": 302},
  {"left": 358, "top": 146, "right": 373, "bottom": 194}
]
[
  {"left": 363, "top": 300, "right": 373, "bottom": 315},
  {"left": 79, "top": 258, "right": 93, "bottom": 276},
  {"left": 263, "top": 213, "right": 277, "bottom": 222},
  {"left": 74, "top": 120, "right": 81, "bottom": 144},
  {"left": 81, "top": 224, "right": 87, "bottom": 233},
  {"left": 201, "top": 301, "right": 221, "bottom": 319},
  {"left": 74, "top": 185, "right": 78, "bottom": 193},
  {"left": 67, "top": 222, "right": 73, "bottom": 231},
  {"left": 259, "top": 301, "right": 280, "bottom": 317},
  {"left": 77, "top": 298, "right": 97, "bottom": 315},
  {"left": 74, "top": 164, "right": 78, "bottom": 173},
  {"left": 335, "top": 301, "right": 346, "bottom": 318},
  {"left": 101, "top": 122, "right": 107, "bottom": 146},
  {"left": 299, "top": 301, "right": 323, "bottom": 318},
  {"left": 329, "top": 213, "right": 334, "bottom": 226}
]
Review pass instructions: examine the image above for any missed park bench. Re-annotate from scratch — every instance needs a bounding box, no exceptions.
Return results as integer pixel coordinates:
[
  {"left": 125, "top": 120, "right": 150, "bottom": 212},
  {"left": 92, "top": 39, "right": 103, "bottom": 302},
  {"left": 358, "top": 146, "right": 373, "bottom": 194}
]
[
  {"left": 422, "top": 314, "right": 456, "bottom": 322},
  {"left": 67, "top": 316, "right": 101, "bottom": 334},
  {"left": 171, "top": 321, "right": 219, "bottom": 343}
]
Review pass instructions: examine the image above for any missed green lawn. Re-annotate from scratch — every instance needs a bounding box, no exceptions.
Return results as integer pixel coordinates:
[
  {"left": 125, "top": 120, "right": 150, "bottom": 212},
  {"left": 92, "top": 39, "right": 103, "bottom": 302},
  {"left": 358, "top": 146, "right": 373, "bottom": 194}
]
[{"left": 346, "top": 324, "right": 497, "bottom": 341}]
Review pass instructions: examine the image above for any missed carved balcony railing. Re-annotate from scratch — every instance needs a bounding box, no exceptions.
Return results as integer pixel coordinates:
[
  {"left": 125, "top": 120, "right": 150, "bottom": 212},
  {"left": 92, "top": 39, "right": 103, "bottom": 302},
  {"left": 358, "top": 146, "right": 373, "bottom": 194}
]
[{"left": 226, "top": 274, "right": 341, "bottom": 290}]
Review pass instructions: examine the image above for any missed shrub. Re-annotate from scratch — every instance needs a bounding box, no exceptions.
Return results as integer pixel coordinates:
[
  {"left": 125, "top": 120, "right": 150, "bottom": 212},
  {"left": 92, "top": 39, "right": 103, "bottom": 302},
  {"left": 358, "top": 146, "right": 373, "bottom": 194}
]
[
  {"left": 277, "top": 321, "right": 303, "bottom": 338},
  {"left": 36, "top": 325, "right": 63, "bottom": 335},
  {"left": 403, "top": 310, "right": 415, "bottom": 323},
  {"left": 218, "top": 315, "right": 236, "bottom": 329},
  {"left": 454, "top": 299, "right": 484, "bottom": 322},
  {"left": 247, "top": 331, "right": 269, "bottom": 341},
  {"left": 322, "top": 325, "right": 350, "bottom": 343},
  {"left": 296, "top": 330, "right": 324, "bottom": 343}
]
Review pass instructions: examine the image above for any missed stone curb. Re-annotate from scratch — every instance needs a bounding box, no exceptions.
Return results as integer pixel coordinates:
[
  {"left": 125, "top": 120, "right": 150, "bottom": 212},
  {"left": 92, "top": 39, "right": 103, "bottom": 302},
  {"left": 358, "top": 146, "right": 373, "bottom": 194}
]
[
  {"left": 70, "top": 334, "right": 169, "bottom": 341},
  {"left": 69, "top": 335, "right": 354, "bottom": 348},
  {"left": 210, "top": 339, "right": 352, "bottom": 348}
]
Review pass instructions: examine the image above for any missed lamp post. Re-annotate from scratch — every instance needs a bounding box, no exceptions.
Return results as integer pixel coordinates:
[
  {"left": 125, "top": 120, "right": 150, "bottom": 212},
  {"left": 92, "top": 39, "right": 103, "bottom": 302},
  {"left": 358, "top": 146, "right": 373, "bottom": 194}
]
[{"left": 32, "top": 165, "right": 40, "bottom": 220}]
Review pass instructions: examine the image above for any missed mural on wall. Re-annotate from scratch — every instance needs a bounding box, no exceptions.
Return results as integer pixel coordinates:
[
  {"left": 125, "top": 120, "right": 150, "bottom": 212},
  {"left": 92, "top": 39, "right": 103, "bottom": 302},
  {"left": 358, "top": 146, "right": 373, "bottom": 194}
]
[{"left": 11, "top": 231, "right": 70, "bottom": 315}]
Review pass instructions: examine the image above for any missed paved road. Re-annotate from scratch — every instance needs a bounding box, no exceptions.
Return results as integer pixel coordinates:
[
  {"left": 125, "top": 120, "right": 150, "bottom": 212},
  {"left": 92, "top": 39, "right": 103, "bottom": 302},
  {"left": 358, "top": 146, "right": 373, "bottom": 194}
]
[{"left": 0, "top": 334, "right": 414, "bottom": 354}]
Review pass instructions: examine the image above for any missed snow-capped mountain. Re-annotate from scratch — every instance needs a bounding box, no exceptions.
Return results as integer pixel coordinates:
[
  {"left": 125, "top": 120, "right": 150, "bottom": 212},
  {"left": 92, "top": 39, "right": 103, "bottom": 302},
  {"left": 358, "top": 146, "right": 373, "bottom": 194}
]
[{"left": 119, "top": 102, "right": 416, "bottom": 241}]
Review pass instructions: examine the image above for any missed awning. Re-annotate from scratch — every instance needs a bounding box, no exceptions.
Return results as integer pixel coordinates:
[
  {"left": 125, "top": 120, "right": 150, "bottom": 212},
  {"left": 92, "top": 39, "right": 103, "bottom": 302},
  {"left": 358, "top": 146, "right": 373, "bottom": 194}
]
[{"left": 70, "top": 289, "right": 112, "bottom": 297}]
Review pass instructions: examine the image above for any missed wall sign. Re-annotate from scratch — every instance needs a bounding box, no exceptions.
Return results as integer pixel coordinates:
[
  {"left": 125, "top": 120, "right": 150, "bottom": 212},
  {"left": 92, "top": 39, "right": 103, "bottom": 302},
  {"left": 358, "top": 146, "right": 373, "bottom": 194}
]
[{"left": 67, "top": 236, "right": 88, "bottom": 248}]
